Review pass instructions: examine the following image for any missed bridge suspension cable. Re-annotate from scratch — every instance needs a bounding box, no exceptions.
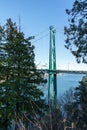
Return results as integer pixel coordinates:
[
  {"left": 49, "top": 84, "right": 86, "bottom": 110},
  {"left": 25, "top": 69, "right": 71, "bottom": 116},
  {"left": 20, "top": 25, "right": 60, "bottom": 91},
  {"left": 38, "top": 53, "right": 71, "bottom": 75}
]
[{"left": 32, "top": 33, "right": 49, "bottom": 43}]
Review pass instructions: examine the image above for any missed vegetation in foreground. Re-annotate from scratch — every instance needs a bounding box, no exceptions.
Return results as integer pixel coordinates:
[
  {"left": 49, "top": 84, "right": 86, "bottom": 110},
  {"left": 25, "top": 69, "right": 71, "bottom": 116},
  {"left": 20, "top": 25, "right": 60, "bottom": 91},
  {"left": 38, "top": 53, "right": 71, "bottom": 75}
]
[
  {"left": 0, "top": 18, "right": 47, "bottom": 129},
  {"left": 0, "top": 0, "right": 87, "bottom": 129}
]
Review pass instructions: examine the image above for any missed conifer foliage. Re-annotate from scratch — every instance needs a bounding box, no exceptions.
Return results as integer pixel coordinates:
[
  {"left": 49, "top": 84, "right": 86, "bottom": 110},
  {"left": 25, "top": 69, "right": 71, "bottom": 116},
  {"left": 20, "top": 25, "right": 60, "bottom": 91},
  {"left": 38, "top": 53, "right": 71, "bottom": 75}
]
[
  {"left": 73, "top": 76, "right": 87, "bottom": 129},
  {"left": 59, "top": 76, "right": 87, "bottom": 129},
  {"left": 64, "top": 0, "right": 87, "bottom": 63},
  {"left": 0, "top": 18, "right": 47, "bottom": 129}
]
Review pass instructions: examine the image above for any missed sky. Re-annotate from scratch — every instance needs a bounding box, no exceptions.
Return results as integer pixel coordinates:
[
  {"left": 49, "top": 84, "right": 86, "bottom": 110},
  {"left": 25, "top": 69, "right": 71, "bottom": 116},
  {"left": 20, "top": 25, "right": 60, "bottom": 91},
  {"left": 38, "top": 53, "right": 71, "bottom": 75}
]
[{"left": 0, "top": 0, "right": 87, "bottom": 71}]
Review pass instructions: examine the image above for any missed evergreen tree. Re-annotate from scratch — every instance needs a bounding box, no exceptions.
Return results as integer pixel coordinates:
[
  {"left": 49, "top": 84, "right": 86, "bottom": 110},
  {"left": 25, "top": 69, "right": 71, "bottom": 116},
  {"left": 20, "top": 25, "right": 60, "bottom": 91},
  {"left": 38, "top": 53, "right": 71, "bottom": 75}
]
[
  {"left": 64, "top": 1, "right": 87, "bottom": 128},
  {"left": 73, "top": 76, "right": 87, "bottom": 129},
  {"left": 64, "top": 0, "right": 87, "bottom": 63},
  {"left": 59, "top": 77, "right": 87, "bottom": 129},
  {"left": 0, "top": 18, "right": 47, "bottom": 129}
]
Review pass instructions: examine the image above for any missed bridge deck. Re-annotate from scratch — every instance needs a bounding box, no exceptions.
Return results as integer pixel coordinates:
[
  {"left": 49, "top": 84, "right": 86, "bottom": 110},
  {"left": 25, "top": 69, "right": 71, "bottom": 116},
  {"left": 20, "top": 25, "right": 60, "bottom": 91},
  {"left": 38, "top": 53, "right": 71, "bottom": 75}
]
[{"left": 37, "top": 69, "right": 87, "bottom": 74}]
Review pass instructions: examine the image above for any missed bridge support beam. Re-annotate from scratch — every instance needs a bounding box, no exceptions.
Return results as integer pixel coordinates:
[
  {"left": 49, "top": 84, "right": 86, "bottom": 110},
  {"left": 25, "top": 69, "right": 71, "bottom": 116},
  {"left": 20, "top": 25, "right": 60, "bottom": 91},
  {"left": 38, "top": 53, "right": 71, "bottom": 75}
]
[{"left": 48, "top": 26, "right": 57, "bottom": 108}]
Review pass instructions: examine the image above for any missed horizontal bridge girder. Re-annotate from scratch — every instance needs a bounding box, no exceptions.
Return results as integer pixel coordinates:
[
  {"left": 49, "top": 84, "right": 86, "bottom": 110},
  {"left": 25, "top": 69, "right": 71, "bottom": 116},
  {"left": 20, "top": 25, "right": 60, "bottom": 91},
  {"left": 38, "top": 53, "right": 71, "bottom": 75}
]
[{"left": 37, "top": 69, "right": 87, "bottom": 74}]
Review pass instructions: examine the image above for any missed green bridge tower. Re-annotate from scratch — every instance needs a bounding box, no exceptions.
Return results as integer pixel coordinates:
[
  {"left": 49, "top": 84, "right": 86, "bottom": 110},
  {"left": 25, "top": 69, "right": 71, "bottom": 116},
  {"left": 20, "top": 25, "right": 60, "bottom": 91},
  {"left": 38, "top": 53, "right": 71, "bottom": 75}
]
[{"left": 48, "top": 26, "right": 57, "bottom": 107}]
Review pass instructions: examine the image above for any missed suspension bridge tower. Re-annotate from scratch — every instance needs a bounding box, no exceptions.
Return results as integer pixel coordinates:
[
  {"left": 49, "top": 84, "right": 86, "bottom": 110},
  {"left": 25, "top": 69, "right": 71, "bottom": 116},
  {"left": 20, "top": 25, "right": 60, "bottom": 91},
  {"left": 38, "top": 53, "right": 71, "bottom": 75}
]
[{"left": 48, "top": 26, "right": 57, "bottom": 107}]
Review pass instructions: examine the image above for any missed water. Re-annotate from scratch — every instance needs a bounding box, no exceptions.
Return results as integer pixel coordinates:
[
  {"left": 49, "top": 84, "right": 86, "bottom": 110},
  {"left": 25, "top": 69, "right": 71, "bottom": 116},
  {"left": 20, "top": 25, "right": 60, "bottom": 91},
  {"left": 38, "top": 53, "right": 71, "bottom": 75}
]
[
  {"left": 57, "top": 73, "right": 85, "bottom": 96},
  {"left": 42, "top": 73, "right": 85, "bottom": 98}
]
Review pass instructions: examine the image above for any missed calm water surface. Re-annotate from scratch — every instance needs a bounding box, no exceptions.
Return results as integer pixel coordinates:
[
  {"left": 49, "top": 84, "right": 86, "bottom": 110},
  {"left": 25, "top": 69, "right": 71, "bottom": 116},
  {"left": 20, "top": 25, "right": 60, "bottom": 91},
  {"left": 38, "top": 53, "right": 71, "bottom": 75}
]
[
  {"left": 42, "top": 73, "right": 85, "bottom": 98},
  {"left": 57, "top": 73, "right": 85, "bottom": 95}
]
